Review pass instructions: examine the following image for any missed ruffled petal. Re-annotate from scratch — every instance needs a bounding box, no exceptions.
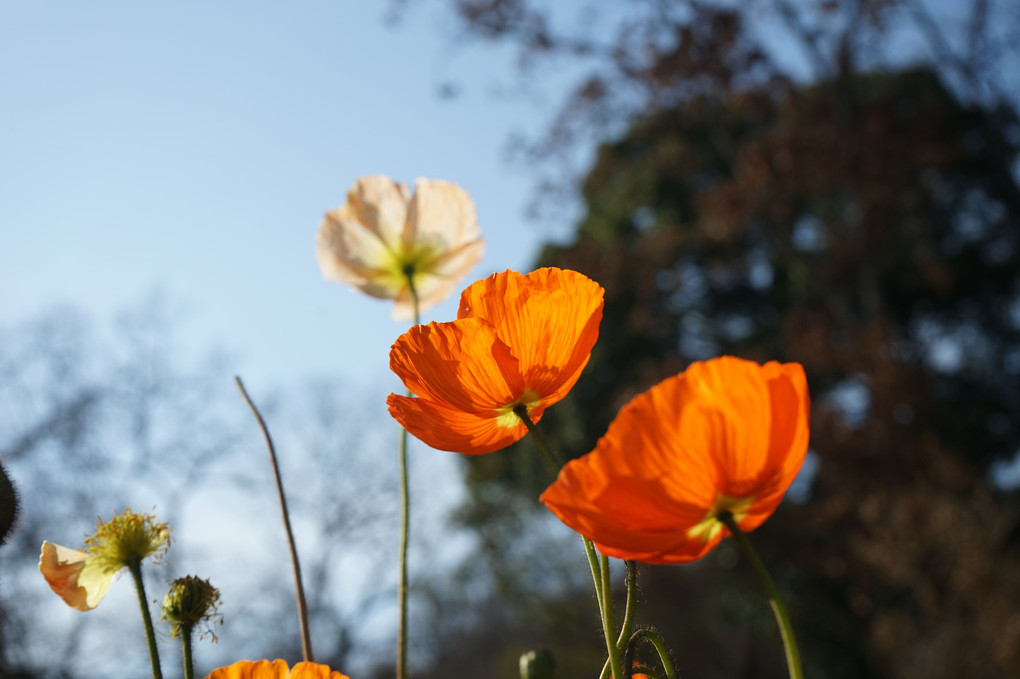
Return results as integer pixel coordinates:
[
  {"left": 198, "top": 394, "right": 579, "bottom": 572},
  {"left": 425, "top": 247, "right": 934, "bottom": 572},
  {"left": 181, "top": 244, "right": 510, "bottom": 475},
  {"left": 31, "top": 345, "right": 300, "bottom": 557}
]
[
  {"left": 317, "top": 203, "right": 400, "bottom": 294},
  {"left": 737, "top": 361, "right": 811, "bottom": 530},
  {"left": 457, "top": 268, "right": 604, "bottom": 406},
  {"left": 404, "top": 178, "right": 480, "bottom": 253},
  {"left": 345, "top": 175, "right": 411, "bottom": 249},
  {"left": 290, "top": 662, "right": 352, "bottom": 679},
  {"left": 389, "top": 318, "right": 524, "bottom": 412},
  {"left": 39, "top": 541, "right": 115, "bottom": 611},
  {"left": 388, "top": 391, "right": 538, "bottom": 455}
]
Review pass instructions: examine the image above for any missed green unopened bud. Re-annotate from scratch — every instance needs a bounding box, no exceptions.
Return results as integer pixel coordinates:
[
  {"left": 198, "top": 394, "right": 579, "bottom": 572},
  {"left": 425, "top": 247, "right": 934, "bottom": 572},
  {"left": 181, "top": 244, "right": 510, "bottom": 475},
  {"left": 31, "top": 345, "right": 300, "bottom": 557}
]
[
  {"left": 162, "top": 575, "right": 222, "bottom": 641},
  {"left": 0, "top": 460, "right": 19, "bottom": 547},
  {"left": 519, "top": 648, "right": 555, "bottom": 679}
]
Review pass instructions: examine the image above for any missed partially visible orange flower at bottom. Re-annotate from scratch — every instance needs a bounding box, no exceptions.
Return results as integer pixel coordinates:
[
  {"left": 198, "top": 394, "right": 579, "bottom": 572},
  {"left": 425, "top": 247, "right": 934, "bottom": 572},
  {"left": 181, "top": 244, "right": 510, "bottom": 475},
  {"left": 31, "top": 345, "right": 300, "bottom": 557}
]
[{"left": 203, "top": 660, "right": 350, "bottom": 679}]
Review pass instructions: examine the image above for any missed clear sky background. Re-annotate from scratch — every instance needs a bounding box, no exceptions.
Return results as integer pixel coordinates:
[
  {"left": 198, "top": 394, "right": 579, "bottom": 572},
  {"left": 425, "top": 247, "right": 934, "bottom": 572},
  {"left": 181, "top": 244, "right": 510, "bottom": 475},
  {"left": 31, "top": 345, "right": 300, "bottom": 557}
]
[{"left": 1, "top": 0, "right": 570, "bottom": 392}]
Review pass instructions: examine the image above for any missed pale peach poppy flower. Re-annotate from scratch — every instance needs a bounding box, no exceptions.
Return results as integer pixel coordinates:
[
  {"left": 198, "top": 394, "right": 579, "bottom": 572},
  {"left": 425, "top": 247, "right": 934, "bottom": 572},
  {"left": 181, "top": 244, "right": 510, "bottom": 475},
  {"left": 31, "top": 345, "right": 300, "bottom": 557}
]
[
  {"left": 316, "top": 175, "right": 483, "bottom": 319},
  {"left": 39, "top": 508, "right": 171, "bottom": 611},
  {"left": 541, "top": 356, "right": 810, "bottom": 564},
  {"left": 204, "top": 659, "right": 351, "bottom": 679}
]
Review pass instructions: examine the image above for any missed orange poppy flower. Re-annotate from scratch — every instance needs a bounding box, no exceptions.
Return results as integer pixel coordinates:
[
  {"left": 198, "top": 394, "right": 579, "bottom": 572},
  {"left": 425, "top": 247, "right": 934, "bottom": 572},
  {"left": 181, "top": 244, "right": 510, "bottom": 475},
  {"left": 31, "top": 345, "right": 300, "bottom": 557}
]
[
  {"left": 540, "top": 356, "right": 809, "bottom": 564},
  {"left": 316, "top": 175, "right": 483, "bottom": 320},
  {"left": 387, "top": 268, "right": 604, "bottom": 454},
  {"left": 204, "top": 660, "right": 350, "bottom": 679}
]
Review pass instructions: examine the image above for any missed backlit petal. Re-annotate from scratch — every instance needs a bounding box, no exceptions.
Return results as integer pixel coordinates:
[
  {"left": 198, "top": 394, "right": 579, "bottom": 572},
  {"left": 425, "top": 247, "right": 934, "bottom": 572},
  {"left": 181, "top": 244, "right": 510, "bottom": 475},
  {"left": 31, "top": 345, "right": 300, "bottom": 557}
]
[
  {"left": 404, "top": 178, "right": 480, "bottom": 253},
  {"left": 345, "top": 175, "right": 410, "bottom": 249},
  {"left": 389, "top": 318, "right": 524, "bottom": 412},
  {"left": 203, "top": 659, "right": 290, "bottom": 679},
  {"left": 38, "top": 541, "right": 115, "bottom": 611},
  {"left": 317, "top": 204, "right": 398, "bottom": 293},
  {"left": 457, "top": 268, "right": 604, "bottom": 405},
  {"left": 388, "top": 392, "right": 540, "bottom": 455},
  {"left": 290, "top": 662, "right": 352, "bottom": 679},
  {"left": 203, "top": 659, "right": 350, "bottom": 679},
  {"left": 541, "top": 356, "right": 810, "bottom": 564}
]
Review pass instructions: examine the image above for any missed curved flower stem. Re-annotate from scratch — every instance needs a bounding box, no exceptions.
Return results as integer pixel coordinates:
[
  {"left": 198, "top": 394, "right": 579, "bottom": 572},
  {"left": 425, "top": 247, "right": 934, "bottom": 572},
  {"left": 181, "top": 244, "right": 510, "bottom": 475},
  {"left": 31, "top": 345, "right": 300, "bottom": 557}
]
[
  {"left": 627, "top": 628, "right": 678, "bottom": 679},
  {"left": 235, "top": 376, "right": 313, "bottom": 663},
  {"left": 126, "top": 557, "right": 163, "bottom": 679},
  {"left": 396, "top": 271, "right": 421, "bottom": 679},
  {"left": 180, "top": 625, "right": 195, "bottom": 679},
  {"left": 719, "top": 512, "right": 803, "bottom": 679}
]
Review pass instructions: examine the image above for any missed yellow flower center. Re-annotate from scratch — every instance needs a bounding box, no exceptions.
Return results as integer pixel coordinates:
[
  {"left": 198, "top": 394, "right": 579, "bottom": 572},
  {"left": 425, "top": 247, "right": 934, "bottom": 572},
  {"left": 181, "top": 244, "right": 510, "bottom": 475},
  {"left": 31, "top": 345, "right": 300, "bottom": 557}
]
[
  {"left": 494, "top": 389, "right": 542, "bottom": 429},
  {"left": 686, "top": 493, "right": 755, "bottom": 543},
  {"left": 84, "top": 508, "right": 171, "bottom": 573},
  {"left": 378, "top": 242, "right": 442, "bottom": 295}
]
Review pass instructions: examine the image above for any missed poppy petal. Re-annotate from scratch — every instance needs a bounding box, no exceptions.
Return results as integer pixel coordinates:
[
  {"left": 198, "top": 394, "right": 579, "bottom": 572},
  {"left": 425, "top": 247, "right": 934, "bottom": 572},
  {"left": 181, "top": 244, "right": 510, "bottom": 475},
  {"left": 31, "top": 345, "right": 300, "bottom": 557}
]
[
  {"left": 38, "top": 541, "right": 115, "bottom": 611},
  {"left": 387, "top": 392, "right": 541, "bottom": 455},
  {"left": 389, "top": 318, "right": 525, "bottom": 412},
  {"left": 345, "top": 175, "right": 411, "bottom": 248},
  {"left": 290, "top": 662, "right": 352, "bottom": 679},
  {"left": 317, "top": 203, "right": 399, "bottom": 294},
  {"left": 457, "top": 268, "right": 604, "bottom": 405},
  {"left": 404, "top": 178, "right": 480, "bottom": 252},
  {"left": 203, "top": 659, "right": 301, "bottom": 679}
]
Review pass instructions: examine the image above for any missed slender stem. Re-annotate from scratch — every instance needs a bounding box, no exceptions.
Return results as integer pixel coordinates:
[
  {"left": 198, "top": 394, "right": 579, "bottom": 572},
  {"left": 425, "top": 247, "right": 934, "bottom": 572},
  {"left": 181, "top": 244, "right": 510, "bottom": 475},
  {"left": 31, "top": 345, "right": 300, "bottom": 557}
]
[
  {"left": 235, "top": 376, "right": 313, "bottom": 662},
  {"left": 719, "top": 512, "right": 804, "bottom": 679},
  {"left": 126, "top": 557, "right": 163, "bottom": 679},
  {"left": 181, "top": 625, "right": 195, "bottom": 679},
  {"left": 513, "top": 407, "right": 562, "bottom": 475},
  {"left": 396, "top": 270, "right": 421, "bottom": 679},
  {"left": 627, "top": 628, "right": 678, "bottom": 679},
  {"left": 600, "top": 554, "right": 624, "bottom": 679}
]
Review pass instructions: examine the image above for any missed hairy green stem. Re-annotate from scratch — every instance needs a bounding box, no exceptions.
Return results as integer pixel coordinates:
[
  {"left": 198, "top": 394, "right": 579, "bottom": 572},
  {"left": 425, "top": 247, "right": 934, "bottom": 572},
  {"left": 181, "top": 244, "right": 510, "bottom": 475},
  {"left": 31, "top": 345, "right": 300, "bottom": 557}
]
[
  {"left": 180, "top": 625, "right": 195, "bottom": 679},
  {"left": 600, "top": 554, "right": 625, "bottom": 679},
  {"left": 127, "top": 558, "right": 163, "bottom": 679},
  {"left": 236, "top": 376, "right": 313, "bottom": 662},
  {"left": 627, "top": 628, "right": 678, "bottom": 679},
  {"left": 617, "top": 561, "right": 637, "bottom": 648},
  {"left": 719, "top": 512, "right": 804, "bottom": 679}
]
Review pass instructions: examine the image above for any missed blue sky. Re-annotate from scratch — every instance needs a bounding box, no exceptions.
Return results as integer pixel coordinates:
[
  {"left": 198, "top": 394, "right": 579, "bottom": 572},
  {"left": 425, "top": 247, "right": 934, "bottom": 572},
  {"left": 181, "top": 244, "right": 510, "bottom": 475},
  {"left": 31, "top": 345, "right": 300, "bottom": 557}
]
[{"left": 1, "top": 1, "right": 568, "bottom": 391}]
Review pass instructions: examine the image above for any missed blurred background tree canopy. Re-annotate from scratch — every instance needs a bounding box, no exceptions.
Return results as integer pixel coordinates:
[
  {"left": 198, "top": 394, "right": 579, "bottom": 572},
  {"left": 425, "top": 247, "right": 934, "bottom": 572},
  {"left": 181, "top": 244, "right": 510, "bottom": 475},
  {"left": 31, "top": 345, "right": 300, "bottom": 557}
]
[{"left": 385, "top": 1, "right": 1020, "bottom": 678}]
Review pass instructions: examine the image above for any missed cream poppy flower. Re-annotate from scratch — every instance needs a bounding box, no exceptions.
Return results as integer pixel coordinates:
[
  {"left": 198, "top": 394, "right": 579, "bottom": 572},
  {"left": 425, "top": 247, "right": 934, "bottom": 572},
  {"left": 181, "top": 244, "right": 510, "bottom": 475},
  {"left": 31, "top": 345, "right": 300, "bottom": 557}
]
[{"left": 316, "top": 175, "right": 484, "bottom": 320}]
